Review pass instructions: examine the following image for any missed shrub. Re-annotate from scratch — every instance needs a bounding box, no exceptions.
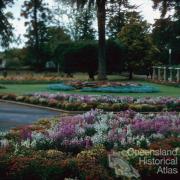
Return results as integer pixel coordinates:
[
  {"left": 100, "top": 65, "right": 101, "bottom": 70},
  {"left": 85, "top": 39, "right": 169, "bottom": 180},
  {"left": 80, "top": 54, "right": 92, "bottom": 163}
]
[
  {"left": 38, "top": 98, "right": 48, "bottom": 105},
  {"left": 1, "top": 94, "right": 16, "bottom": 100},
  {"left": 55, "top": 41, "right": 124, "bottom": 78},
  {"left": 47, "top": 99, "right": 59, "bottom": 107},
  {"left": 29, "top": 97, "right": 39, "bottom": 104},
  {"left": 111, "top": 103, "right": 128, "bottom": 111},
  {"left": 16, "top": 96, "right": 25, "bottom": 101}
]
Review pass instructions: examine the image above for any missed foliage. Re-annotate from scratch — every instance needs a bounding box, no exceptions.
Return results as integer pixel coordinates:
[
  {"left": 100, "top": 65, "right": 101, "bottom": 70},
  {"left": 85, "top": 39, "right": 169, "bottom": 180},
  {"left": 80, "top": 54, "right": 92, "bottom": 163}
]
[
  {"left": 152, "top": 0, "right": 179, "bottom": 17},
  {"left": 0, "top": 0, "right": 14, "bottom": 48},
  {"left": 3, "top": 48, "right": 26, "bottom": 68},
  {"left": 152, "top": 1, "right": 180, "bottom": 65},
  {"left": 46, "top": 26, "right": 71, "bottom": 56},
  {"left": 0, "top": 90, "right": 180, "bottom": 179},
  {"left": 1, "top": 92, "right": 180, "bottom": 112},
  {"left": 56, "top": 0, "right": 130, "bottom": 80},
  {"left": 106, "top": 1, "right": 135, "bottom": 39},
  {"left": 118, "top": 13, "right": 159, "bottom": 79},
  {"left": 3, "top": 110, "right": 180, "bottom": 152},
  {"left": 55, "top": 40, "right": 124, "bottom": 78},
  {"left": 55, "top": 41, "right": 97, "bottom": 77},
  {"left": 21, "top": 0, "right": 52, "bottom": 69},
  {"left": 67, "top": 7, "right": 96, "bottom": 41}
]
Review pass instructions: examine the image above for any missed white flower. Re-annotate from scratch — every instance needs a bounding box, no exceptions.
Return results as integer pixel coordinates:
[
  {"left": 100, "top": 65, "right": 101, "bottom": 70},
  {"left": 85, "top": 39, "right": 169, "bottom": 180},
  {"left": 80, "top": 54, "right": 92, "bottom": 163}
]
[
  {"left": 0, "top": 139, "right": 9, "bottom": 148},
  {"left": 31, "top": 139, "right": 37, "bottom": 148},
  {"left": 127, "top": 125, "right": 132, "bottom": 136},
  {"left": 136, "top": 140, "right": 141, "bottom": 147},
  {"left": 91, "top": 132, "right": 107, "bottom": 144},
  {"left": 127, "top": 137, "right": 133, "bottom": 144},
  {"left": 75, "top": 125, "right": 85, "bottom": 135},
  {"left": 146, "top": 138, "right": 150, "bottom": 146},
  {"left": 121, "top": 138, "right": 126, "bottom": 145},
  {"left": 150, "top": 133, "right": 164, "bottom": 139},
  {"left": 32, "top": 132, "right": 45, "bottom": 141},
  {"left": 21, "top": 139, "right": 31, "bottom": 148},
  {"left": 117, "top": 128, "right": 123, "bottom": 134}
]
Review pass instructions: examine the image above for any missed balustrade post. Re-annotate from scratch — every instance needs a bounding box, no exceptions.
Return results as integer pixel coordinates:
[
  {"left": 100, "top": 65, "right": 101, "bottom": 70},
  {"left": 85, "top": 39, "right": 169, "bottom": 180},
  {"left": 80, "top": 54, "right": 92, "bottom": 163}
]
[
  {"left": 158, "top": 67, "right": 161, "bottom": 80},
  {"left": 163, "top": 67, "right": 166, "bottom": 81},
  {"left": 152, "top": 66, "right": 156, "bottom": 80},
  {"left": 168, "top": 67, "right": 173, "bottom": 82},
  {"left": 176, "top": 68, "right": 180, "bottom": 82}
]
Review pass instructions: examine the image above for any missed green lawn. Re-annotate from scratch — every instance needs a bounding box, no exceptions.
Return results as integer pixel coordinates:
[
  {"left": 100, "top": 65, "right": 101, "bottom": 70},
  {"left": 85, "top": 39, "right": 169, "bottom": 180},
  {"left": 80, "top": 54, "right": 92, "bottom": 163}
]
[{"left": 0, "top": 81, "right": 179, "bottom": 97}]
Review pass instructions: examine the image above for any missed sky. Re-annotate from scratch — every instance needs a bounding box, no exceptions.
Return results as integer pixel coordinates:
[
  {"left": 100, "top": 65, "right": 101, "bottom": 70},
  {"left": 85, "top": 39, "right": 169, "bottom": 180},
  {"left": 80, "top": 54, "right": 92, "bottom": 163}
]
[{"left": 9, "top": 0, "right": 161, "bottom": 48}]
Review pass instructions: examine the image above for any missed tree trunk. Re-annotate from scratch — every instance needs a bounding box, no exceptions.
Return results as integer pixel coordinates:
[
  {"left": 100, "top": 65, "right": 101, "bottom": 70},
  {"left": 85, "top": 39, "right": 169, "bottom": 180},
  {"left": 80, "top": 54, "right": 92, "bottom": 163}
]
[
  {"left": 97, "top": 0, "right": 107, "bottom": 80},
  {"left": 129, "top": 67, "right": 133, "bottom": 80},
  {"left": 33, "top": 0, "right": 40, "bottom": 71}
]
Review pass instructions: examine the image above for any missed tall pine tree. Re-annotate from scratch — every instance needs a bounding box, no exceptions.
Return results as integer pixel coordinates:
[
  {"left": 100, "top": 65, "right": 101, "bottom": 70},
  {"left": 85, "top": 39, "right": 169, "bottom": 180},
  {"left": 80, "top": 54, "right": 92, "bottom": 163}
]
[
  {"left": 152, "top": 0, "right": 180, "bottom": 65},
  {"left": 68, "top": 7, "right": 96, "bottom": 41},
  {"left": 106, "top": 1, "right": 135, "bottom": 39},
  {"left": 0, "top": 0, "right": 14, "bottom": 48},
  {"left": 56, "top": 0, "right": 129, "bottom": 80},
  {"left": 21, "top": 0, "right": 51, "bottom": 70}
]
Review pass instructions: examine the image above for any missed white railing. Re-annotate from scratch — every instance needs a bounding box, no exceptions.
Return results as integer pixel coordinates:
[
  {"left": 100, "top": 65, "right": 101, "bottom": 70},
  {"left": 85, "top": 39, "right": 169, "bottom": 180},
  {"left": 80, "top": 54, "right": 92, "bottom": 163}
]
[{"left": 152, "top": 66, "right": 180, "bottom": 83}]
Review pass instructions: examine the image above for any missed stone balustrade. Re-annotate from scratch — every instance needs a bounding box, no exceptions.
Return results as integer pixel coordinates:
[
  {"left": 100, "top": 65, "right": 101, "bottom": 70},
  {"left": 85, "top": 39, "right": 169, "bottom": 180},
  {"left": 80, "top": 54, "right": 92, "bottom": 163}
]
[{"left": 152, "top": 66, "right": 180, "bottom": 83}]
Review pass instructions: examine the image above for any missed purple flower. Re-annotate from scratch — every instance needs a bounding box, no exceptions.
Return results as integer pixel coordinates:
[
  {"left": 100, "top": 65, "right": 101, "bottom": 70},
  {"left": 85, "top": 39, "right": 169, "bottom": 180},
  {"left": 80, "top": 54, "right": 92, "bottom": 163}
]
[{"left": 20, "top": 126, "right": 32, "bottom": 141}]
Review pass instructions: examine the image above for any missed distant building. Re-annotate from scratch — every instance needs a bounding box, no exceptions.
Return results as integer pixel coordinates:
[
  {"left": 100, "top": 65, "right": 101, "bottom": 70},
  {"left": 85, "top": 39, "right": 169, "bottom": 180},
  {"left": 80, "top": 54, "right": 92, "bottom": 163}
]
[
  {"left": 0, "top": 58, "right": 6, "bottom": 68},
  {"left": 45, "top": 61, "right": 56, "bottom": 69}
]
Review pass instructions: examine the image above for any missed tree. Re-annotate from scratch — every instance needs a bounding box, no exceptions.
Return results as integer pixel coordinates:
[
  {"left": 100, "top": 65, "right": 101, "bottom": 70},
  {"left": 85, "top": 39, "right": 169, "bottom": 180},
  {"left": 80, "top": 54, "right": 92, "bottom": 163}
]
[
  {"left": 118, "top": 15, "right": 159, "bottom": 79},
  {"left": 106, "top": 1, "right": 135, "bottom": 39},
  {"left": 152, "top": 18, "right": 172, "bottom": 64},
  {"left": 3, "top": 48, "right": 25, "bottom": 68},
  {"left": 152, "top": 0, "right": 180, "bottom": 65},
  {"left": 0, "top": 0, "right": 14, "bottom": 48},
  {"left": 47, "top": 26, "right": 71, "bottom": 53},
  {"left": 68, "top": 7, "right": 96, "bottom": 41},
  {"left": 21, "top": 0, "right": 51, "bottom": 70},
  {"left": 152, "top": 0, "right": 179, "bottom": 17},
  {"left": 52, "top": 0, "right": 67, "bottom": 28},
  {"left": 45, "top": 26, "right": 71, "bottom": 72},
  {"left": 57, "top": 0, "right": 129, "bottom": 80}
]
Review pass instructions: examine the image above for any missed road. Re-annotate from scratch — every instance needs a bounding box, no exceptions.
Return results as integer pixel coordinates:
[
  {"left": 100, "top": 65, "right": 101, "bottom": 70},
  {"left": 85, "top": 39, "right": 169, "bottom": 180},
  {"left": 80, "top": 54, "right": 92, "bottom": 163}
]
[{"left": 0, "top": 101, "right": 60, "bottom": 131}]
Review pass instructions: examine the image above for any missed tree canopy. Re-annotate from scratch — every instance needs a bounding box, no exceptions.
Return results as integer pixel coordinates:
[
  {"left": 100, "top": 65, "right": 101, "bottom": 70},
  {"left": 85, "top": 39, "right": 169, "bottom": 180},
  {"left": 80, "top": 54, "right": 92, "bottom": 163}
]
[
  {"left": 0, "top": 0, "right": 14, "bottom": 48},
  {"left": 21, "top": 0, "right": 52, "bottom": 69},
  {"left": 118, "top": 13, "right": 159, "bottom": 79}
]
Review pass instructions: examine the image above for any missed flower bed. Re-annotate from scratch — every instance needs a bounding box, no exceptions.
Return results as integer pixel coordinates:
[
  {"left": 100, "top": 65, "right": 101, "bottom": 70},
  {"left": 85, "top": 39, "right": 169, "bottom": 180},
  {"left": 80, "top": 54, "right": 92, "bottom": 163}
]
[
  {"left": 48, "top": 84, "right": 75, "bottom": 91},
  {"left": 81, "top": 85, "right": 159, "bottom": 93},
  {"left": 0, "top": 110, "right": 180, "bottom": 179},
  {"left": 0, "top": 74, "right": 72, "bottom": 82},
  {"left": 48, "top": 81, "right": 160, "bottom": 93},
  {"left": 66, "top": 81, "right": 142, "bottom": 89},
  {"left": 0, "top": 93, "right": 179, "bottom": 112}
]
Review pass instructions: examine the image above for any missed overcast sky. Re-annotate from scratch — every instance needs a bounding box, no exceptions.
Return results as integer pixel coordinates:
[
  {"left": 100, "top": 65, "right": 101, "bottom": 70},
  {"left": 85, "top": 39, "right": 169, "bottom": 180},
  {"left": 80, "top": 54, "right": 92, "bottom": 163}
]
[{"left": 9, "top": 0, "right": 161, "bottom": 47}]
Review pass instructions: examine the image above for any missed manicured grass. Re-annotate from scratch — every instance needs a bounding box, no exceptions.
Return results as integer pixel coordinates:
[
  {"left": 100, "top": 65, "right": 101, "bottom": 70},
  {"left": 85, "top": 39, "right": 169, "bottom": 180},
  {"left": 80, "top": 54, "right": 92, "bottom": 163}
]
[{"left": 0, "top": 81, "right": 179, "bottom": 97}]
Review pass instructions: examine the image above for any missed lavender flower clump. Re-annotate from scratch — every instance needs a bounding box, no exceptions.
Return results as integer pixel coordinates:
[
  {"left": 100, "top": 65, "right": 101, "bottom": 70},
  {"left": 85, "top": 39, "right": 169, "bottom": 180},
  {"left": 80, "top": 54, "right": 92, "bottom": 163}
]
[
  {"left": 45, "top": 110, "right": 180, "bottom": 149},
  {"left": 31, "top": 92, "right": 180, "bottom": 106}
]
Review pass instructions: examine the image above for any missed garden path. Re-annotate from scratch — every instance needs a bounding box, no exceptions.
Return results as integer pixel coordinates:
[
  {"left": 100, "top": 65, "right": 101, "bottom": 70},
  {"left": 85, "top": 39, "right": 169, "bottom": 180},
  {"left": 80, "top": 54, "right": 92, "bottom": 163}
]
[{"left": 0, "top": 101, "right": 59, "bottom": 131}]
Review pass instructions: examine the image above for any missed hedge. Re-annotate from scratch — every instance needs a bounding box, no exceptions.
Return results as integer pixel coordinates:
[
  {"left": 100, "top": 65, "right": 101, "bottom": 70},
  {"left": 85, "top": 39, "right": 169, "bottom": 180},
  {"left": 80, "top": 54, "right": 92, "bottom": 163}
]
[{"left": 55, "top": 40, "right": 125, "bottom": 77}]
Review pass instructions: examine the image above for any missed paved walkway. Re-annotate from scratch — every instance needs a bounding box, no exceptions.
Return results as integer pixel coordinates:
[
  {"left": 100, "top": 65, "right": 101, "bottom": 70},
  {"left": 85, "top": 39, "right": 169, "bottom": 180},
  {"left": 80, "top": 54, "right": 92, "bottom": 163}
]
[{"left": 0, "top": 102, "right": 60, "bottom": 131}]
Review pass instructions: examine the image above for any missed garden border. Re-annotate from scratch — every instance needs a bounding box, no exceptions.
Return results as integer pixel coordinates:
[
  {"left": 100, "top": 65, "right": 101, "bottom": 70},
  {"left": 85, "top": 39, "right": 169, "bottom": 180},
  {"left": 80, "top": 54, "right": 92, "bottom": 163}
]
[
  {"left": 0, "top": 99, "right": 84, "bottom": 115},
  {"left": 0, "top": 99, "right": 176, "bottom": 114}
]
